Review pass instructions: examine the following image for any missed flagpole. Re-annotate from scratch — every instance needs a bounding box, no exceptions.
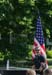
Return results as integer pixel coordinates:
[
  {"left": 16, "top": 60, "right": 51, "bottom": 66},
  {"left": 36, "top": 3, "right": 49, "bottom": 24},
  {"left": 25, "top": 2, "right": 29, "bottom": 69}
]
[{"left": 35, "top": 0, "right": 41, "bottom": 16}]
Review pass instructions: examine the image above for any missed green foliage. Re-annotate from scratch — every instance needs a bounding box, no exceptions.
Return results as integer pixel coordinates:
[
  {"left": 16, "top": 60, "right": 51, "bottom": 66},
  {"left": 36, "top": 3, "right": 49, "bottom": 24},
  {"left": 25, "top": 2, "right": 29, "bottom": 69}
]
[
  {"left": 28, "top": 50, "right": 32, "bottom": 59},
  {"left": 0, "top": 52, "right": 4, "bottom": 61},
  {"left": 0, "top": 0, "right": 52, "bottom": 65},
  {"left": 46, "top": 50, "right": 52, "bottom": 58}
]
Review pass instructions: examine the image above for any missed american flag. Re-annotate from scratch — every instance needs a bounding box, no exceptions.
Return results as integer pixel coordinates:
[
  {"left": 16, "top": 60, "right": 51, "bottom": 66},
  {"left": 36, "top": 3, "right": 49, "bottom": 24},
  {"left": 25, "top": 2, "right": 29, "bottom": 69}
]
[{"left": 32, "top": 16, "right": 47, "bottom": 59}]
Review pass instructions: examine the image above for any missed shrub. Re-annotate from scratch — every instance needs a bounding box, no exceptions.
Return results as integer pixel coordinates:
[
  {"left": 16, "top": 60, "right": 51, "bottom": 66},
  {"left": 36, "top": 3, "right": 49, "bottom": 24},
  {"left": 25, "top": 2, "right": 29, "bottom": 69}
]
[
  {"left": 0, "top": 52, "right": 4, "bottom": 61},
  {"left": 46, "top": 50, "right": 52, "bottom": 58}
]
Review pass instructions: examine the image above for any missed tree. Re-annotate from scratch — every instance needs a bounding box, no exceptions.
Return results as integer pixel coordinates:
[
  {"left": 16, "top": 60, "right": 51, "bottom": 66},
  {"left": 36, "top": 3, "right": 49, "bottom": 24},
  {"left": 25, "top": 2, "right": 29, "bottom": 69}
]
[{"left": 0, "top": 0, "right": 52, "bottom": 63}]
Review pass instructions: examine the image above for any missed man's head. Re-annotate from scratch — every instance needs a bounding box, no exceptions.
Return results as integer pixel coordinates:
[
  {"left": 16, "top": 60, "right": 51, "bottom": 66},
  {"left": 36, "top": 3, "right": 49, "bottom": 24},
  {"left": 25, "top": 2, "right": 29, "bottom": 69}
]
[{"left": 35, "top": 46, "right": 40, "bottom": 54}]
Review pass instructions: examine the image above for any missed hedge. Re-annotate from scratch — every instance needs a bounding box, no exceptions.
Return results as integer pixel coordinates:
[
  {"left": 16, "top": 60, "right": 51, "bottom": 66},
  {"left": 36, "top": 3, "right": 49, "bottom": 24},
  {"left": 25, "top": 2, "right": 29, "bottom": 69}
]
[{"left": 46, "top": 50, "right": 52, "bottom": 58}]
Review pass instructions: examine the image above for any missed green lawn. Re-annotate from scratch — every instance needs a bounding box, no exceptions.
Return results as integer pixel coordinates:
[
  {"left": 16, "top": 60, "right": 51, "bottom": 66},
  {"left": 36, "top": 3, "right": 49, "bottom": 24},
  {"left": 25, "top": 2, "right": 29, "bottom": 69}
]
[
  {"left": 47, "top": 59, "right": 52, "bottom": 61},
  {"left": 49, "top": 66, "right": 52, "bottom": 69}
]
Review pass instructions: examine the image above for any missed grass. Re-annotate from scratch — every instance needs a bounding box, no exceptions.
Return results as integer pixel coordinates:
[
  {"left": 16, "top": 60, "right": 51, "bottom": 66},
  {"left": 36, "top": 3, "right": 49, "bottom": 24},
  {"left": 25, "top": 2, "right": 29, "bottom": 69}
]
[
  {"left": 47, "top": 58, "right": 52, "bottom": 61},
  {"left": 49, "top": 65, "right": 52, "bottom": 69}
]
